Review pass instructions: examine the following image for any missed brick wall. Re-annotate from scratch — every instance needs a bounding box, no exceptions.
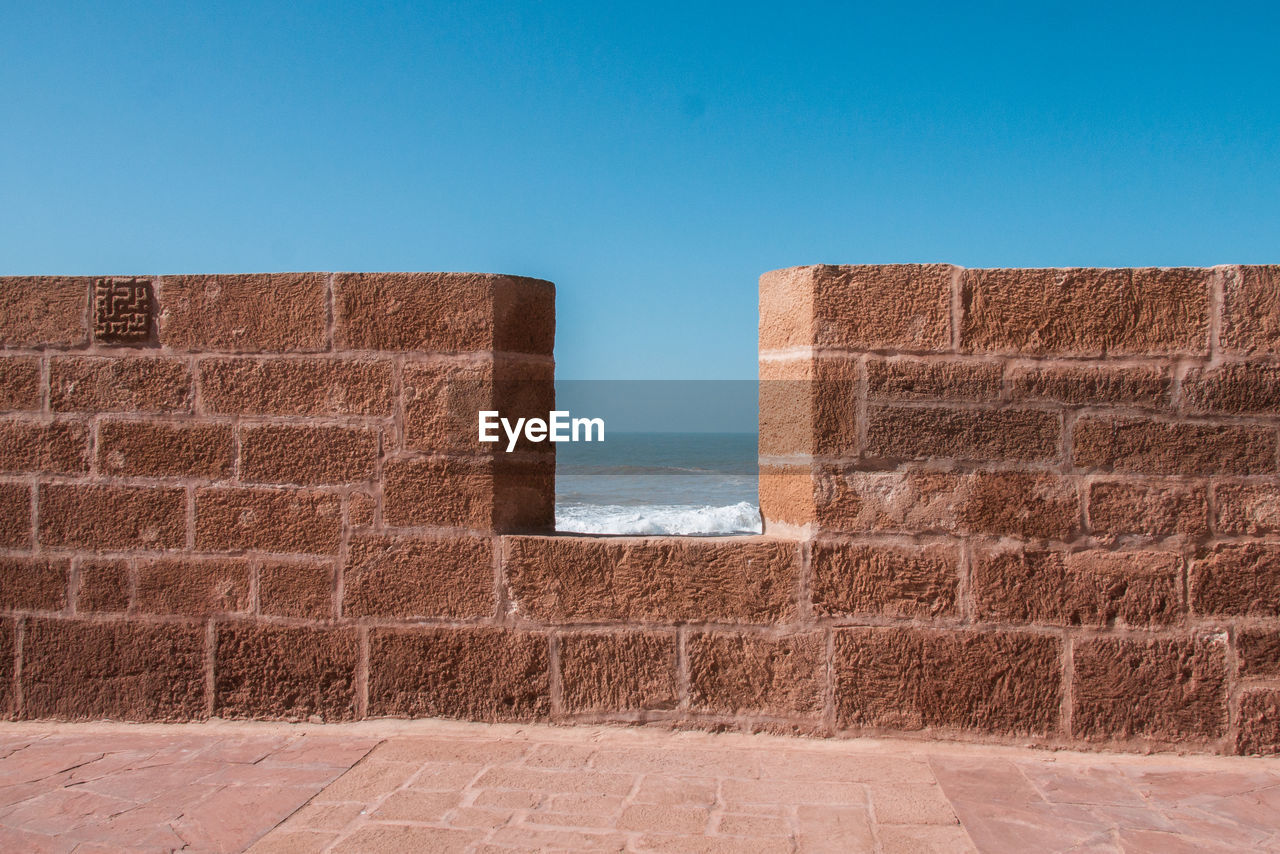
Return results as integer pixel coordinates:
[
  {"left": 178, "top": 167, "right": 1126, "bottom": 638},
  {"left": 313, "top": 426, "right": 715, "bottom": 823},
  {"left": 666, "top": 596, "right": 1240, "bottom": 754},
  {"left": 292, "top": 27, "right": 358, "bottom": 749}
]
[{"left": 2, "top": 266, "right": 1277, "bottom": 756}]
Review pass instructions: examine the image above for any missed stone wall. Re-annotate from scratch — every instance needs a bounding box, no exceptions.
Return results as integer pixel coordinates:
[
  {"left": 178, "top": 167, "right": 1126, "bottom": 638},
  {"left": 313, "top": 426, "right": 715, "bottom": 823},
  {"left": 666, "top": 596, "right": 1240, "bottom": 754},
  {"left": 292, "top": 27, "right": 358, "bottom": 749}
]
[{"left": 1, "top": 266, "right": 1277, "bottom": 756}]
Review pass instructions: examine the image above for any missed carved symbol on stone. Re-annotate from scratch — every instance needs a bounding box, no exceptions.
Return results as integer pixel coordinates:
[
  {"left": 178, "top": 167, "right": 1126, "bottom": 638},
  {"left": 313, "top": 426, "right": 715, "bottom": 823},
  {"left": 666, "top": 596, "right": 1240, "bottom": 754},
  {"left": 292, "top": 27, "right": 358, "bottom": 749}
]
[{"left": 94, "top": 278, "right": 154, "bottom": 345}]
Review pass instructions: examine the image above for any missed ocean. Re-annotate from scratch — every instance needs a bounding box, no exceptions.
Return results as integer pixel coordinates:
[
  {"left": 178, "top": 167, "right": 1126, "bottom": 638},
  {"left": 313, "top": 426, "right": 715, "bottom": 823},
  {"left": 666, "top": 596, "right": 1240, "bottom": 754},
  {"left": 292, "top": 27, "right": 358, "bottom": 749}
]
[{"left": 555, "top": 432, "right": 761, "bottom": 535}]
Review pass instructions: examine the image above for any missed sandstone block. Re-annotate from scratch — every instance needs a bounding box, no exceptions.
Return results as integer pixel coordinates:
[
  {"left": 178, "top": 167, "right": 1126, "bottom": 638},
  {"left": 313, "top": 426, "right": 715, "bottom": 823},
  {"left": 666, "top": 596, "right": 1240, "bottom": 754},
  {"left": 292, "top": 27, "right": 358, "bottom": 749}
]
[
  {"left": 198, "top": 356, "right": 395, "bottom": 416},
  {"left": 259, "top": 560, "right": 335, "bottom": 619},
  {"left": 1088, "top": 480, "right": 1207, "bottom": 536},
  {"left": 865, "top": 405, "right": 1060, "bottom": 463},
  {"left": 403, "top": 357, "right": 555, "bottom": 454},
  {"left": 0, "top": 482, "right": 31, "bottom": 548},
  {"left": 50, "top": 356, "right": 191, "bottom": 413},
  {"left": 240, "top": 424, "right": 378, "bottom": 486},
  {"left": 97, "top": 420, "right": 233, "bottom": 479},
  {"left": 0, "top": 357, "right": 41, "bottom": 411},
  {"left": 812, "top": 541, "right": 957, "bottom": 619},
  {"left": 75, "top": 558, "right": 131, "bottom": 613},
  {"left": 135, "top": 557, "right": 250, "bottom": 616},
  {"left": 0, "top": 277, "right": 89, "bottom": 348},
  {"left": 0, "top": 418, "right": 88, "bottom": 475},
  {"left": 1191, "top": 543, "right": 1280, "bottom": 617},
  {"left": 1236, "top": 689, "right": 1280, "bottom": 755},
  {"left": 1183, "top": 363, "right": 1280, "bottom": 415},
  {"left": 1072, "top": 417, "right": 1275, "bottom": 475},
  {"left": 0, "top": 556, "right": 68, "bottom": 611},
  {"left": 1222, "top": 266, "right": 1280, "bottom": 354},
  {"left": 1215, "top": 483, "right": 1280, "bottom": 535},
  {"left": 688, "top": 631, "right": 825, "bottom": 717},
  {"left": 195, "top": 487, "right": 342, "bottom": 554},
  {"left": 343, "top": 534, "right": 493, "bottom": 619},
  {"left": 215, "top": 623, "right": 358, "bottom": 721},
  {"left": 559, "top": 631, "right": 678, "bottom": 714},
  {"left": 866, "top": 358, "right": 1001, "bottom": 402},
  {"left": 1008, "top": 363, "right": 1171, "bottom": 408},
  {"left": 39, "top": 484, "right": 186, "bottom": 550},
  {"left": 158, "top": 273, "right": 327, "bottom": 352},
  {"left": 1237, "top": 629, "right": 1280, "bottom": 678},
  {"left": 383, "top": 455, "right": 553, "bottom": 533}
]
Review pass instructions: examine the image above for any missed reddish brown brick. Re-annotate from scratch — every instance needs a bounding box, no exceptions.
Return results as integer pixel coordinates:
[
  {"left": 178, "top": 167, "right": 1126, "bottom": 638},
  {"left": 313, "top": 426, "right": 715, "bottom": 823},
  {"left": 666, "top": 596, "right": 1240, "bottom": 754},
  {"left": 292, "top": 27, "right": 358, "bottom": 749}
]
[
  {"left": 403, "top": 358, "right": 555, "bottom": 454},
  {"left": 0, "top": 482, "right": 31, "bottom": 548},
  {"left": 1183, "top": 363, "right": 1280, "bottom": 415},
  {"left": 1088, "top": 480, "right": 1208, "bottom": 537},
  {"left": 865, "top": 406, "right": 1059, "bottom": 463},
  {"left": 505, "top": 537, "right": 799, "bottom": 625},
  {"left": 559, "top": 631, "right": 678, "bottom": 714},
  {"left": 1215, "top": 483, "right": 1280, "bottom": 535},
  {"left": 0, "top": 618, "right": 11, "bottom": 716},
  {"left": 157, "top": 273, "right": 327, "bottom": 352},
  {"left": 240, "top": 424, "right": 378, "bottom": 486},
  {"left": 688, "top": 631, "right": 824, "bottom": 718},
  {"left": 259, "top": 560, "right": 334, "bottom": 620},
  {"left": 0, "top": 277, "right": 89, "bottom": 348},
  {"left": 790, "top": 265, "right": 955, "bottom": 352},
  {"left": 759, "top": 357, "right": 859, "bottom": 457},
  {"left": 195, "top": 487, "right": 342, "bottom": 555},
  {"left": 759, "top": 267, "right": 815, "bottom": 350},
  {"left": 866, "top": 358, "right": 1001, "bottom": 402},
  {"left": 0, "top": 418, "right": 88, "bottom": 474},
  {"left": 334, "top": 273, "right": 555, "bottom": 355},
  {"left": 97, "top": 420, "right": 233, "bottom": 479},
  {"left": 812, "top": 542, "right": 957, "bottom": 619},
  {"left": 961, "top": 267, "right": 1209, "bottom": 356},
  {"left": 1072, "top": 635, "right": 1227, "bottom": 741},
  {"left": 1237, "top": 629, "right": 1280, "bottom": 679},
  {"left": 134, "top": 557, "right": 250, "bottom": 616},
  {"left": 759, "top": 463, "right": 816, "bottom": 530},
  {"left": 1222, "top": 266, "right": 1280, "bottom": 355},
  {"left": 1008, "top": 363, "right": 1171, "bottom": 408},
  {"left": 973, "top": 548, "right": 1183, "bottom": 627},
  {"left": 75, "top": 558, "right": 131, "bottom": 613},
  {"left": 834, "top": 628, "right": 1060, "bottom": 736},
  {"left": 347, "top": 491, "right": 376, "bottom": 528},
  {"left": 1072, "top": 417, "right": 1276, "bottom": 475},
  {"left": 39, "top": 484, "right": 186, "bottom": 550},
  {"left": 22, "top": 618, "right": 206, "bottom": 721},
  {"left": 0, "top": 557, "right": 68, "bottom": 611},
  {"left": 957, "top": 471, "right": 1080, "bottom": 540},
  {"left": 383, "top": 455, "right": 553, "bottom": 533},
  {"left": 368, "top": 627, "right": 550, "bottom": 721},
  {"left": 215, "top": 623, "right": 358, "bottom": 721},
  {"left": 1192, "top": 543, "right": 1280, "bottom": 617},
  {"left": 343, "top": 534, "right": 493, "bottom": 619},
  {"left": 50, "top": 356, "right": 191, "bottom": 413},
  {"left": 198, "top": 356, "right": 394, "bottom": 417},
  {"left": 1236, "top": 689, "right": 1280, "bottom": 756},
  {"left": 0, "top": 357, "right": 41, "bottom": 411}
]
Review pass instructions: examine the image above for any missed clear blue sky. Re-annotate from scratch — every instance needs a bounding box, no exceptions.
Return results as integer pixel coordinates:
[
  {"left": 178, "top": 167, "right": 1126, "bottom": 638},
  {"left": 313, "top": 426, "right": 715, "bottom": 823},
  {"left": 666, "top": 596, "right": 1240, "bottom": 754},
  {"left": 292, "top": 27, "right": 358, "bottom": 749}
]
[{"left": 3, "top": 2, "right": 1278, "bottom": 379}]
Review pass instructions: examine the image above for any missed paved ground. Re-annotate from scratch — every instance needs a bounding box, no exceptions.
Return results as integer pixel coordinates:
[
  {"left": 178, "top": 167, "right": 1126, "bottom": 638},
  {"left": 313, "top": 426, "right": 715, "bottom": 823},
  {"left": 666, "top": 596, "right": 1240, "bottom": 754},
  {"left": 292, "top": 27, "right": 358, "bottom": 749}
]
[{"left": 0, "top": 720, "right": 1277, "bottom": 853}]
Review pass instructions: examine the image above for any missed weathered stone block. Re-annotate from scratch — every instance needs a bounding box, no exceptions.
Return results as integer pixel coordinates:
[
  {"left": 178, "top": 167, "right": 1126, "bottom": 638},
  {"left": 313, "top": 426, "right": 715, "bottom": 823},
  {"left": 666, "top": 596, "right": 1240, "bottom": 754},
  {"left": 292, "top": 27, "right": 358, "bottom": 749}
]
[
  {"left": 1183, "top": 363, "right": 1280, "bottom": 415},
  {"left": 39, "top": 484, "right": 186, "bottom": 550},
  {"left": 97, "top": 420, "right": 233, "bottom": 479},
  {"left": 559, "top": 631, "right": 678, "bottom": 714},
  {"left": 195, "top": 487, "right": 342, "bottom": 555},
  {"left": 865, "top": 406, "right": 1060, "bottom": 463},
  {"left": 1072, "top": 417, "right": 1275, "bottom": 475},
  {"left": 134, "top": 557, "right": 250, "bottom": 616},
  {"left": 1008, "top": 363, "right": 1171, "bottom": 408},
  {"left": 50, "top": 356, "right": 192, "bottom": 413},
  {"left": 0, "top": 357, "right": 41, "bottom": 411},
  {"left": 1237, "top": 629, "right": 1280, "bottom": 679},
  {"left": 1222, "top": 266, "right": 1280, "bottom": 355},
  {"left": 688, "top": 631, "right": 825, "bottom": 717},
  {"left": 383, "top": 454, "right": 553, "bottom": 533},
  {"left": 1088, "top": 480, "right": 1207, "bottom": 537},
  {"left": 158, "top": 273, "right": 327, "bottom": 352},
  {"left": 0, "top": 419, "right": 89, "bottom": 475},
  {"left": 1236, "top": 689, "right": 1280, "bottom": 755},
  {"left": 215, "top": 623, "right": 358, "bottom": 721},
  {"left": 240, "top": 424, "right": 378, "bottom": 486},
  {"left": 1191, "top": 543, "right": 1280, "bottom": 617},
  {"left": 343, "top": 534, "right": 493, "bottom": 619},
  {"left": 368, "top": 627, "right": 550, "bottom": 721},
  {"left": 75, "top": 559, "right": 131, "bottom": 613},
  {"left": 198, "top": 356, "right": 395, "bottom": 416},
  {"left": 258, "top": 559, "right": 335, "bottom": 620},
  {"left": 812, "top": 542, "right": 957, "bottom": 619},
  {"left": 1072, "top": 635, "right": 1227, "bottom": 741},
  {"left": 1214, "top": 483, "right": 1280, "bottom": 535},
  {"left": 0, "top": 277, "right": 89, "bottom": 348},
  {"left": 22, "top": 618, "right": 207, "bottom": 721},
  {"left": 866, "top": 358, "right": 1001, "bottom": 402},
  {"left": 403, "top": 357, "right": 555, "bottom": 454},
  {"left": 0, "top": 557, "right": 68, "bottom": 611},
  {"left": 0, "top": 482, "right": 31, "bottom": 548}
]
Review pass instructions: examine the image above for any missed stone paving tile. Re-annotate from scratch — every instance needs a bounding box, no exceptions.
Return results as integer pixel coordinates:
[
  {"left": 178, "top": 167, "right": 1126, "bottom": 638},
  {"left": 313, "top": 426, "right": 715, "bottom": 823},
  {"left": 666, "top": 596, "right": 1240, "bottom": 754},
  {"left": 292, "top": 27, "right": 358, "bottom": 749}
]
[{"left": 1, "top": 720, "right": 1279, "bottom": 852}]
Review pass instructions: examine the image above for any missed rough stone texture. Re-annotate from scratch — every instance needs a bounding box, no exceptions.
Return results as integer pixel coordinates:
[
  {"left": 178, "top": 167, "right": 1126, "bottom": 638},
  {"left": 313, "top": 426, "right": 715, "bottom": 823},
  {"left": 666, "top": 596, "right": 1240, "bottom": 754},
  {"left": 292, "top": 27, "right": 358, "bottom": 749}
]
[
  {"left": 1222, "top": 265, "right": 1280, "bottom": 355},
  {"left": 0, "top": 481, "right": 31, "bottom": 548},
  {"left": 815, "top": 469, "right": 1079, "bottom": 540},
  {"left": 0, "top": 419, "right": 89, "bottom": 474},
  {"left": 834, "top": 628, "right": 1060, "bottom": 735},
  {"left": 1072, "top": 417, "right": 1276, "bottom": 475},
  {"left": 21, "top": 618, "right": 207, "bottom": 720},
  {"left": 96, "top": 419, "right": 233, "bottom": 479},
  {"left": 1088, "top": 480, "right": 1208, "bottom": 537},
  {"left": 134, "top": 557, "right": 250, "bottom": 616},
  {"left": 961, "top": 267, "right": 1209, "bottom": 356},
  {"left": 157, "top": 273, "right": 327, "bottom": 352},
  {"left": 1183, "top": 363, "right": 1280, "bottom": 415},
  {"left": 973, "top": 548, "right": 1183, "bottom": 627},
  {"left": 758, "top": 266, "right": 815, "bottom": 350},
  {"left": 1236, "top": 688, "right": 1280, "bottom": 755},
  {"left": 1072, "top": 636, "right": 1228, "bottom": 741},
  {"left": 347, "top": 491, "right": 376, "bottom": 528},
  {"left": 1237, "top": 629, "right": 1280, "bottom": 678},
  {"left": 343, "top": 534, "right": 493, "bottom": 619},
  {"left": 240, "top": 424, "right": 379, "bottom": 486},
  {"left": 1008, "top": 363, "right": 1172, "bottom": 408},
  {"left": 403, "top": 357, "right": 555, "bottom": 455},
  {"left": 759, "top": 464, "right": 816, "bottom": 529},
  {"left": 75, "top": 558, "right": 131, "bottom": 613},
  {"left": 1191, "top": 543, "right": 1280, "bottom": 617},
  {"left": 559, "top": 631, "right": 678, "bottom": 714},
  {"left": 215, "top": 623, "right": 359, "bottom": 721},
  {"left": 811, "top": 541, "right": 957, "bottom": 619},
  {"left": 866, "top": 358, "right": 1001, "bottom": 402},
  {"left": 808, "top": 265, "right": 955, "bottom": 352},
  {"left": 0, "top": 618, "right": 11, "bottom": 716},
  {"left": 759, "top": 357, "right": 861, "bottom": 458},
  {"left": 687, "top": 631, "right": 825, "bottom": 717},
  {"left": 1214, "top": 482, "right": 1280, "bottom": 535},
  {"left": 39, "top": 484, "right": 186, "bottom": 550},
  {"left": 259, "top": 560, "right": 335, "bottom": 620},
  {"left": 195, "top": 487, "right": 342, "bottom": 555},
  {"left": 93, "top": 277, "right": 154, "bottom": 345},
  {"left": 865, "top": 406, "right": 1060, "bottom": 463},
  {"left": 0, "top": 357, "right": 41, "bottom": 411},
  {"left": 333, "top": 273, "right": 554, "bottom": 355},
  {"left": 50, "top": 356, "right": 192, "bottom": 413},
  {"left": 198, "top": 356, "right": 395, "bottom": 416},
  {"left": 0, "top": 277, "right": 89, "bottom": 348},
  {"left": 383, "top": 455, "right": 554, "bottom": 533},
  {"left": 0, "top": 556, "right": 68, "bottom": 611},
  {"left": 368, "top": 627, "right": 550, "bottom": 721},
  {"left": 504, "top": 537, "right": 798, "bottom": 625}
]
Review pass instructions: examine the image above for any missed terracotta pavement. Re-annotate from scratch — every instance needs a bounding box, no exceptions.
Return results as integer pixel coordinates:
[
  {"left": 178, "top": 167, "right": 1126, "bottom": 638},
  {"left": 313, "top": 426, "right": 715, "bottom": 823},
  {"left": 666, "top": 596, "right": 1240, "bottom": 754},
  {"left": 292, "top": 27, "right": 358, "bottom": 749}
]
[{"left": 0, "top": 720, "right": 1277, "bottom": 853}]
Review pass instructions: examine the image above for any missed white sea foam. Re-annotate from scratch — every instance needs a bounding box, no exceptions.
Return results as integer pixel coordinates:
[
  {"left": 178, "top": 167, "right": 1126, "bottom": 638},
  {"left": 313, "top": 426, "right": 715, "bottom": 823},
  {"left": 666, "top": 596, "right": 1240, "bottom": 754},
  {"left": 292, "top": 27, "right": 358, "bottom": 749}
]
[{"left": 556, "top": 501, "right": 762, "bottom": 536}]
